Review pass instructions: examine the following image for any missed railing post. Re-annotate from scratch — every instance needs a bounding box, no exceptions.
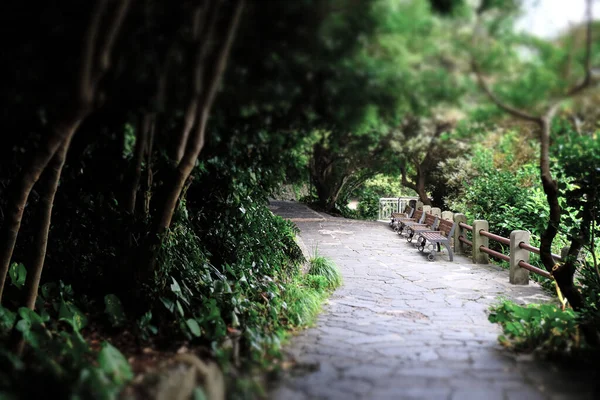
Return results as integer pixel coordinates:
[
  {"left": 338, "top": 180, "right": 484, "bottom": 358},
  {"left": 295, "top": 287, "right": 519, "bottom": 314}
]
[
  {"left": 472, "top": 220, "right": 489, "bottom": 264},
  {"left": 441, "top": 211, "right": 453, "bottom": 247},
  {"left": 509, "top": 230, "right": 530, "bottom": 285},
  {"left": 431, "top": 207, "right": 441, "bottom": 217},
  {"left": 422, "top": 205, "right": 431, "bottom": 214},
  {"left": 453, "top": 213, "right": 467, "bottom": 255},
  {"left": 441, "top": 211, "right": 453, "bottom": 221}
]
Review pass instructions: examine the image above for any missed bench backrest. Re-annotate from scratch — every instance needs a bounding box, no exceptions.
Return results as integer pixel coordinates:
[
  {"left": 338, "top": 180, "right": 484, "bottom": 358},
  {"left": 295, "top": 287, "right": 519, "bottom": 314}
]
[
  {"left": 413, "top": 209, "right": 424, "bottom": 223},
  {"left": 424, "top": 213, "right": 439, "bottom": 229},
  {"left": 406, "top": 207, "right": 415, "bottom": 218},
  {"left": 438, "top": 219, "right": 456, "bottom": 237}
]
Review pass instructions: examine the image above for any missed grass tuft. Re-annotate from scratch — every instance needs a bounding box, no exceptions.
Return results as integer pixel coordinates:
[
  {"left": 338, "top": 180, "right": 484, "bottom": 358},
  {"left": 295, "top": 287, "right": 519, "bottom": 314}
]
[{"left": 307, "top": 256, "right": 342, "bottom": 290}]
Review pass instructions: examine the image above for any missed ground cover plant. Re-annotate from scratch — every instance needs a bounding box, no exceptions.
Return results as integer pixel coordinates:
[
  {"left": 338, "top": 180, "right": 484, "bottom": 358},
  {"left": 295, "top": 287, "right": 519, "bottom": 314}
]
[{"left": 0, "top": 0, "right": 599, "bottom": 397}]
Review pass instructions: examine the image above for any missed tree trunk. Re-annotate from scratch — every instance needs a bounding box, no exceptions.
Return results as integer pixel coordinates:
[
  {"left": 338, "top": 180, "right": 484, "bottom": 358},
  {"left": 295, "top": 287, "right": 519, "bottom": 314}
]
[
  {"left": 312, "top": 177, "right": 328, "bottom": 209},
  {"left": 143, "top": 119, "right": 155, "bottom": 217},
  {"left": 125, "top": 114, "right": 150, "bottom": 214},
  {"left": 416, "top": 172, "right": 430, "bottom": 205},
  {"left": 22, "top": 138, "right": 71, "bottom": 311},
  {"left": 538, "top": 118, "right": 586, "bottom": 311},
  {"left": 142, "top": 0, "right": 244, "bottom": 278},
  {"left": 0, "top": 120, "right": 82, "bottom": 302},
  {"left": 325, "top": 174, "right": 349, "bottom": 212},
  {"left": 401, "top": 165, "right": 429, "bottom": 203},
  {"left": 172, "top": 2, "right": 217, "bottom": 163},
  {"left": 10, "top": 137, "right": 72, "bottom": 354},
  {"left": 0, "top": 0, "right": 130, "bottom": 301},
  {"left": 156, "top": 0, "right": 243, "bottom": 232}
]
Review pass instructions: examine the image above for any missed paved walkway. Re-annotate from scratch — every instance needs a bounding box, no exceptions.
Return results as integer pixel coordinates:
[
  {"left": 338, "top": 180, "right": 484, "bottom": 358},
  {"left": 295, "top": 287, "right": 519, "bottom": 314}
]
[{"left": 269, "top": 201, "right": 599, "bottom": 400}]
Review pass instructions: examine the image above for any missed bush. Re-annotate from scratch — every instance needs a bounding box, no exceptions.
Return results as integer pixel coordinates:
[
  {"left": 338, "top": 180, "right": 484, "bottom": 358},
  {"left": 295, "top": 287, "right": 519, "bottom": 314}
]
[
  {"left": 356, "top": 189, "right": 380, "bottom": 220},
  {"left": 489, "top": 300, "right": 580, "bottom": 354},
  {"left": 0, "top": 284, "right": 132, "bottom": 399}
]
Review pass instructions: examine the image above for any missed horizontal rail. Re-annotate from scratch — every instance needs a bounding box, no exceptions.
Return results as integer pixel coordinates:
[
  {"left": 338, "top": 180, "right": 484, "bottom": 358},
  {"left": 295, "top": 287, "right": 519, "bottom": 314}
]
[
  {"left": 518, "top": 260, "right": 552, "bottom": 279},
  {"left": 379, "top": 197, "right": 419, "bottom": 201},
  {"left": 459, "top": 222, "right": 473, "bottom": 231},
  {"left": 518, "top": 242, "right": 562, "bottom": 262},
  {"left": 479, "top": 230, "right": 510, "bottom": 245},
  {"left": 479, "top": 246, "right": 510, "bottom": 262},
  {"left": 459, "top": 235, "right": 472, "bottom": 246}
]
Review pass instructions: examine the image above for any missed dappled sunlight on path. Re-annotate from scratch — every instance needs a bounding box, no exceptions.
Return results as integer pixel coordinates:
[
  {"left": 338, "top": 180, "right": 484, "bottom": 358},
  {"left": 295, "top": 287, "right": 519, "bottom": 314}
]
[{"left": 269, "top": 201, "right": 599, "bottom": 400}]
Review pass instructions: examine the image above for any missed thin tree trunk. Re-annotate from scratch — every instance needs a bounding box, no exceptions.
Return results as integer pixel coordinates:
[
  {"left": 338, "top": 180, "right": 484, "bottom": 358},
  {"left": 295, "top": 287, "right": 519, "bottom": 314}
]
[
  {"left": 325, "top": 174, "right": 349, "bottom": 211},
  {"left": 400, "top": 165, "right": 423, "bottom": 201},
  {"left": 416, "top": 172, "right": 430, "bottom": 205},
  {"left": 172, "top": 2, "right": 217, "bottom": 163},
  {"left": 538, "top": 118, "right": 586, "bottom": 311},
  {"left": 0, "top": 0, "right": 130, "bottom": 301},
  {"left": 143, "top": 119, "right": 155, "bottom": 217},
  {"left": 143, "top": 0, "right": 244, "bottom": 276},
  {"left": 22, "top": 138, "right": 71, "bottom": 311},
  {"left": 0, "top": 120, "right": 81, "bottom": 302},
  {"left": 125, "top": 114, "right": 150, "bottom": 214},
  {"left": 156, "top": 1, "right": 243, "bottom": 231},
  {"left": 10, "top": 138, "right": 72, "bottom": 354}
]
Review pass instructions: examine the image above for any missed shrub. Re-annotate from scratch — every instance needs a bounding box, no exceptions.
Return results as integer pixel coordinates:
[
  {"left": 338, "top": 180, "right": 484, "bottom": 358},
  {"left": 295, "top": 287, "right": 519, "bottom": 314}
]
[
  {"left": 0, "top": 285, "right": 132, "bottom": 399},
  {"left": 489, "top": 300, "right": 580, "bottom": 354}
]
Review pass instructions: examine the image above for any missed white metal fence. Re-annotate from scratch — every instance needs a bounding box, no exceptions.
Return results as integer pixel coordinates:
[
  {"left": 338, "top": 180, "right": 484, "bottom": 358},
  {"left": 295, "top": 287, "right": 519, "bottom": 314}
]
[{"left": 378, "top": 197, "right": 418, "bottom": 221}]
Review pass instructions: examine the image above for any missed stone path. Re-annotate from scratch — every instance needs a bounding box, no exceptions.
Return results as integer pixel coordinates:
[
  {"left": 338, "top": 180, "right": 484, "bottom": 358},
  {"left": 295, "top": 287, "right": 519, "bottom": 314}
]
[{"left": 269, "top": 201, "right": 599, "bottom": 400}]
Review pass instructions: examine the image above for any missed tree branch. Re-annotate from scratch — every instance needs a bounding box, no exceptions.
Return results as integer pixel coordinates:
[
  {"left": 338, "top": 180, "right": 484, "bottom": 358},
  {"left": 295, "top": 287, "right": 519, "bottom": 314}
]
[
  {"left": 400, "top": 165, "right": 418, "bottom": 192},
  {"left": 420, "top": 121, "right": 451, "bottom": 169},
  {"left": 174, "top": 0, "right": 223, "bottom": 163},
  {"left": 98, "top": 0, "right": 132, "bottom": 73},
  {"left": 80, "top": 0, "right": 109, "bottom": 103},
  {"left": 471, "top": 60, "right": 542, "bottom": 123}
]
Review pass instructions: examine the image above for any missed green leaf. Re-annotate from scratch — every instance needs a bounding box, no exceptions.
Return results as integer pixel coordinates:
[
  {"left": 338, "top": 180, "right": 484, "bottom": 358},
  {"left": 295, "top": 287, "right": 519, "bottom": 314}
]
[
  {"left": 171, "top": 278, "right": 182, "bottom": 294},
  {"left": 104, "top": 294, "right": 126, "bottom": 327},
  {"left": 231, "top": 312, "right": 240, "bottom": 328},
  {"left": 193, "top": 387, "right": 208, "bottom": 400},
  {"left": 176, "top": 300, "right": 185, "bottom": 317},
  {"left": 9, "top": 263, "right": 26, "bottom": 289},
  {"left": 58, "top": 300, "right": 88, "bottom": 331},
  {"left": 18, "top": 307, "right": 45, "bottom": 325},
  {"left": 186, "top": 319, "right": 201, "bottom": 337},
  {"left": 97, "top": 342, "right": 133, "bottom": 386},
  {"left": 0, "top": 306, "right": 16, "bottom": 332},
  {"left": 15, "top": 319, "right": 41, "bottom": 348},
  {"left": 40, "top": 282, "right": 58, "bottom": 300},
  {"left": 160, "top": 297, "right": 175, "bottom": 312},
  {"left": 74, "top": 367, "right": 115, "bottom": 400},
  {"left": 15, "top": 319, "right": 31, "bottom": 334}
]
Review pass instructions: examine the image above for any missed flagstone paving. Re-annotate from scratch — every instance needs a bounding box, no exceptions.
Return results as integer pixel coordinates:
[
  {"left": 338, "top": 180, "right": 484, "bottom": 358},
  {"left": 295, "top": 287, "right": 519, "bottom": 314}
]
[{"left": 268, "top": 201, "right": 600, "bottom": 400}]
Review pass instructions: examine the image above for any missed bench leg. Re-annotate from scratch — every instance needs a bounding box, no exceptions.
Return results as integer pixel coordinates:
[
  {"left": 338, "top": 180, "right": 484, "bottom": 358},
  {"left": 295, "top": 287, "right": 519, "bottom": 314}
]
[{"left": 442, "top": 241, "right": 453, "bottom": 262}]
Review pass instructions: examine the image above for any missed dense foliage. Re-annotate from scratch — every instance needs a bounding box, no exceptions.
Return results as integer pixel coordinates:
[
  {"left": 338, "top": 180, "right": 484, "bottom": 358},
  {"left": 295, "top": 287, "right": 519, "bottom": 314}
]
[{"left": 0, "top": 0, "right": 599, "bottom": 397}]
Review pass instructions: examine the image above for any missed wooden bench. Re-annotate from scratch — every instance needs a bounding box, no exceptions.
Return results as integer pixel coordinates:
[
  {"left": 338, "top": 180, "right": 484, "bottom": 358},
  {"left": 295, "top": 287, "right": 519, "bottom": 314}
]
[
  {"left": 397, "top": 209, "right": 424, "bottom": 235},
  {"left": 405, "top": 212, "right": 439, "bottom": 243},
  {"left": 414, "top": 218, "right": 456, "bottom": 261},
  {"left": 389, "top": 207, "right": 413, "bottom": 230}
]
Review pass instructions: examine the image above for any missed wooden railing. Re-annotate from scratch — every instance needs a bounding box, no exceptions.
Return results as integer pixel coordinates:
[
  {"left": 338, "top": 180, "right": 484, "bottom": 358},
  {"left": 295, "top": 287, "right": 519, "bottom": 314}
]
[
  {"left": 453, "top": 216, "right": 558, "bottom": 283},
  {"left": 382, "top": 198, "right": 565, "bottom": 285}
]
